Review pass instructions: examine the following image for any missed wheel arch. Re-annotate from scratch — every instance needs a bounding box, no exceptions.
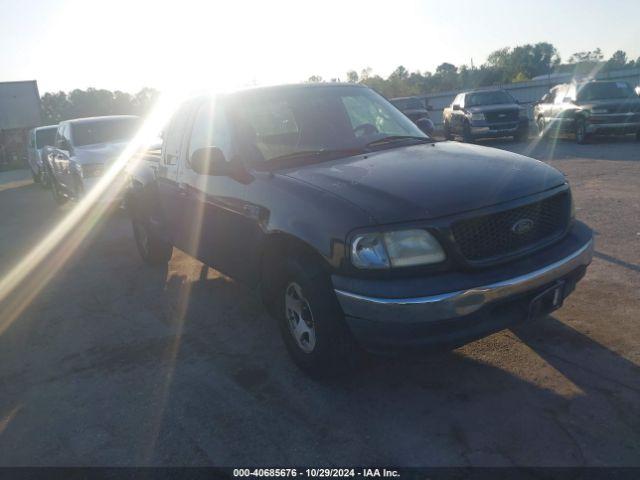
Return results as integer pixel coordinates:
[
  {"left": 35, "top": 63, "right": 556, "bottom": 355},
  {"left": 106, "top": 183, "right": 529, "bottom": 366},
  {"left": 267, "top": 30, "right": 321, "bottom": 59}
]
[{"left": 258, "top": 232, "right": 332, "bottom": 306}]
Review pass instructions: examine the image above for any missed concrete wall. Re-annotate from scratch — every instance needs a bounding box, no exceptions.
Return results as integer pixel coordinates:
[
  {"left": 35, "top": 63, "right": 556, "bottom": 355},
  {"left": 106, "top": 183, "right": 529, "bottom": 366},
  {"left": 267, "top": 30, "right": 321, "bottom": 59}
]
[{"left": 421, "top": 67, "right": 640, "bottom": 126}]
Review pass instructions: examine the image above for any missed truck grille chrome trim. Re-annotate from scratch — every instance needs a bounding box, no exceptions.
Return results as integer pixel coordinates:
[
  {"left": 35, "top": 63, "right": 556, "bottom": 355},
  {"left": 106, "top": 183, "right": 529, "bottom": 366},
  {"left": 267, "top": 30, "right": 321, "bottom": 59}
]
[{"left": 334, "top": 239, "right": 593, "bottom": 323}]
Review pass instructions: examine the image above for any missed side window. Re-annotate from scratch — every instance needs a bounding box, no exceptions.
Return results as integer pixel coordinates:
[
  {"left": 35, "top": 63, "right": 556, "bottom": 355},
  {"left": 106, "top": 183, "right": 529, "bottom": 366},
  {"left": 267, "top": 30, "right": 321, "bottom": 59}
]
[
  {"left": 187, "top": 100, "right": 232, "bottom": 166},
  {"left": 55, "top": 125, "right": 66, "bottom": 149},
  {"left": 163, "top": 103, "right": 193, "bottom": 166},
  {"left": 452, "top": 94, "right": 462, "bottom": 107},
  {"left": 554, "top": 86, "right": 567, "bottom": 105}
]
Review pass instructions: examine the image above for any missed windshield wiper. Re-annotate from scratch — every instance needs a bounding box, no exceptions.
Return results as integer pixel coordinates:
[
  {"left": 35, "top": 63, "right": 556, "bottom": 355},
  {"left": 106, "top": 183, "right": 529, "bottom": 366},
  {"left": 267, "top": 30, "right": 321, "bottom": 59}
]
[
  {"left": 365, "top": 135, "right": 432, "bottom": 148},
  {"left": 269, "top": 148, "right": 363, "bottom": 163}
]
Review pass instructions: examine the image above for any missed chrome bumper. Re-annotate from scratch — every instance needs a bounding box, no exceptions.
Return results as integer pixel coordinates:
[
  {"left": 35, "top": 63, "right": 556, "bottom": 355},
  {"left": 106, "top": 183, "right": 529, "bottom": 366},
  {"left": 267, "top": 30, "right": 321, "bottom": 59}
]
[
  {"left": 586, "top": 121, "right": 640, "bottom": 133},
  {"left": 335, "top": 239, "right": 593, "bottom": 323}
]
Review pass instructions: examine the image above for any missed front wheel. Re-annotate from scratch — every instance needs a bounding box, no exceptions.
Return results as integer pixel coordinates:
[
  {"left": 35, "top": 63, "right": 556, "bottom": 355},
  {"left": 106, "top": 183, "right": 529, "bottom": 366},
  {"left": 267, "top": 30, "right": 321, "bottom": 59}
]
[
  {"left": 575, "top": 117, "right": 591, "bottom": 144},
  {"left": 39, "top": 168, "right": 51, "bottom": 189},
  {"left": 443, "top": 121, "right": 453, "bottom": 140},
  {"left": 537, "top": 117, "right": 547, "bottom": 138},
  {"left": 50, "top": 176, "right": 67, "bottom": 205},
  {"left": 461, "top": 121, "right": 474, "bottom": 143},
  {"left": 132, "top": 217, "right": 173, "bottom": 265},
  {"left": 276, "top": 257, "right": 356, "bottom": 377}
]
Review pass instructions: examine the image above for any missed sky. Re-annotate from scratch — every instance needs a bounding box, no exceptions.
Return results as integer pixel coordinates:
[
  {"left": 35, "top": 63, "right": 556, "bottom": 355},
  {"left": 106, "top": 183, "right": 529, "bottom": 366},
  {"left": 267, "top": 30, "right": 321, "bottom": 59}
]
[{"left": 1, "top": 0, "right": 639, "bottom": 95}]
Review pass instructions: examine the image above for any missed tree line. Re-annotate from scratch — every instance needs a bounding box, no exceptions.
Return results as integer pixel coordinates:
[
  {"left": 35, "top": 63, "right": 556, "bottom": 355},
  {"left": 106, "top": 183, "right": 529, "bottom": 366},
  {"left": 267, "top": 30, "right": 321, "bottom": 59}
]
[
  {"left": 40, "top": 43, "right": 639, "bottom": 123},
  {"left": 40, "top": 87, "right": 159, "bottom": 124},
  {"left": 312, "top": 44, "right": 640, "bottom": 98}
]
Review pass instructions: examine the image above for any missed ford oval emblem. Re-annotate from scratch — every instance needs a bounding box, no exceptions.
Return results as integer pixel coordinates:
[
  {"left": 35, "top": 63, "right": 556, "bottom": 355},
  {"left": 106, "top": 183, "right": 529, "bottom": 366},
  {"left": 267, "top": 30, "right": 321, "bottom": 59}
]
[{"left": 512, "top": 218, "right": 534, "bottom": 235}]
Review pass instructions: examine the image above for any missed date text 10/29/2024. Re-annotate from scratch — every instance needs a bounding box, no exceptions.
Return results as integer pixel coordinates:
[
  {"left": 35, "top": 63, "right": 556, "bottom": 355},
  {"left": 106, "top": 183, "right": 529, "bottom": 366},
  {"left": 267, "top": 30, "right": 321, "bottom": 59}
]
[{"left": 233, "top": 469, "right": 400, "bottom": 478}]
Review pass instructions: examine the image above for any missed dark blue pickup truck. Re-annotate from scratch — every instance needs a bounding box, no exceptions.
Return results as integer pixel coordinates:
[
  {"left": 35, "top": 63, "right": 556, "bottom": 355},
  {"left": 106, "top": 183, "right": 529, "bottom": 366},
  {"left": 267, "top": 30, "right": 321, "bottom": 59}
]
[{"left": 126, "top": 83, "right": 592, "bottom": 376}]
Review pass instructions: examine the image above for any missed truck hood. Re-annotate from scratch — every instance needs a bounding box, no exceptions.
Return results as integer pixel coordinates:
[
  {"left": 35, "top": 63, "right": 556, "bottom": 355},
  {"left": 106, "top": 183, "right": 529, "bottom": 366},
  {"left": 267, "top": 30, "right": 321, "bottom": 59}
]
[
  {"left": 73, "top": 141, "right": 130, "bottom": 165},
  {"left": 281, "top": 142, "right": 565, "bottom": 224}
]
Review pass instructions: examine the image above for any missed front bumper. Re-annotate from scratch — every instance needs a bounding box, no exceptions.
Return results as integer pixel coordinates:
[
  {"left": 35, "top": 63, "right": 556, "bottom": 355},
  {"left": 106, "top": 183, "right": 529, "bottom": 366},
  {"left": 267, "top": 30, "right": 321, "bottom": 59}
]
[
  {"left": 334, "top": 221, "right": 593, "bottom": 352},
  {"left": 470, "top": 119, "right": 529, "bottom": 138},
  {"left": 586, "top": 119, "right": 640, "bottom": 134}
]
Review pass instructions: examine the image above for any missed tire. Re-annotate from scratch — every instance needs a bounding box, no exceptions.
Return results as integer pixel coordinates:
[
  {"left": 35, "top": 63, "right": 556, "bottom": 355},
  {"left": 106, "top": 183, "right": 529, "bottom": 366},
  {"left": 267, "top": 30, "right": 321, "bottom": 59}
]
[
  {"left": 50, "top": 176, "right": 68, "bottom": 205},
  {"left": 537, "top": 116, "right": 547, "bottom": 138},
  {"left": 575, "top": 117, "right": 590, "bottom": 144},
  {"left": 132, "top": 216, "right": 173, "bottom": 265},
  {"left": 461, "top": 121, "right": 473, "bottom": 143},
  {"left": 30, "top": 167, "right": 40, "bottom": 183},
  {"left": 39, "top": 168, "right": 50, "bottom": 189},
  {"left": 275, "top": 255, "right": 356, "bottom": 377},
  {"left": 443, "top": 121, "right": 453, "bottom": 140}
]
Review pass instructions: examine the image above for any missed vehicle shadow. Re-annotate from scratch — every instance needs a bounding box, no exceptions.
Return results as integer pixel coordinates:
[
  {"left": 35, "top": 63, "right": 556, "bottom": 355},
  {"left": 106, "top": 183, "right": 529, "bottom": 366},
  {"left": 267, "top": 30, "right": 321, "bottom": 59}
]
[
  {"left": 1, "top": 214, "right": 638, "bottom": 466},
  {"left": 129, "top": 264, "right": 640, "bottom": 466}
]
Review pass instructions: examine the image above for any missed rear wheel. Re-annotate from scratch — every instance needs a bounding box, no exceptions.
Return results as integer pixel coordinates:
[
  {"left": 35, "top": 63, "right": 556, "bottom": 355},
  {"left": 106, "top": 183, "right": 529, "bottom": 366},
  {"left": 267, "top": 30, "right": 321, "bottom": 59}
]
[
  {"left": 132, "top": 217, "right": 173, "bottom": 265},
  {"left": 575, "top": 117, "right": 591, "bottom": 144},
  {"left": 275, "top": 255, "right": 356, "bottom": 377}
]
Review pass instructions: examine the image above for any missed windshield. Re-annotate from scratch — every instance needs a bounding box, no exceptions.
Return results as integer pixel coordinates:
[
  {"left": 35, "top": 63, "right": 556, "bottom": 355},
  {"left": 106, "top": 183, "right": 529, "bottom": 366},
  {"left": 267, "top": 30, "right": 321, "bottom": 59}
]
[
  {"left": 229, "top": 85, "right": 427, "bottom": 165},
  {"left": 577, "top": 82, "right": 635, "bottom": 101},
  {"left": 35, "top": 128, "right": 56, "bottom": 149},
  {"left": 466, "top": 90, "right": 514, "bottom": 107},
  {"left": 71, "top": 117, "right": 139, "bottom": 147}
]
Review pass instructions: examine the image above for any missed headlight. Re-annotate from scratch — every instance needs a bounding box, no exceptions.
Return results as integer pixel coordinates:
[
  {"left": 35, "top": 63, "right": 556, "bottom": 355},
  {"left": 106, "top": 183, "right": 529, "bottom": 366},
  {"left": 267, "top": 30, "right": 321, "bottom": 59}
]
[
  {"left": 470, "top": 112, "right": 485, "bottom": 122},
  {"left": 351, "top": 229, "right": 446, "bottom": 269}
]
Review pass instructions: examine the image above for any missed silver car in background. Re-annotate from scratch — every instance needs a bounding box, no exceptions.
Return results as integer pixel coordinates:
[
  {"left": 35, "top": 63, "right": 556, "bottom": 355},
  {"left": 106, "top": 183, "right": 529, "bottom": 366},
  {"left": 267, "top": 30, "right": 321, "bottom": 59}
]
[
  {"left": 46, "top": 115, "right": 140, "bottom": 205},
  {"left": 27, "top": 125, "right": 57, "bottom": 185}
]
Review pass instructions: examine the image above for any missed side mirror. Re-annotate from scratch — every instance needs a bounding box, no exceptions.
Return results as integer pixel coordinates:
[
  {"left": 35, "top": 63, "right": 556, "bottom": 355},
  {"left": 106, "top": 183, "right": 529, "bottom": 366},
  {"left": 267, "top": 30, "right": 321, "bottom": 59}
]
[
  {"left": 190, "top": 147, "right": 232, "bottom": 176},
  {"left": 416, "top": 117, "right": 435, "bottom": 136},
  {"left": 452, "top": 104, "right": 461, "bottom": 111}
]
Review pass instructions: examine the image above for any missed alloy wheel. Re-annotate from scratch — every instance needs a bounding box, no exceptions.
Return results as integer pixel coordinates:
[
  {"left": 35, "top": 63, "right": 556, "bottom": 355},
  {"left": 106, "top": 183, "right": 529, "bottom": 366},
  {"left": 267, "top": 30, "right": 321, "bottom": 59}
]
[{"left": 285, "top": 282, "right": 316, "bottom": 353}]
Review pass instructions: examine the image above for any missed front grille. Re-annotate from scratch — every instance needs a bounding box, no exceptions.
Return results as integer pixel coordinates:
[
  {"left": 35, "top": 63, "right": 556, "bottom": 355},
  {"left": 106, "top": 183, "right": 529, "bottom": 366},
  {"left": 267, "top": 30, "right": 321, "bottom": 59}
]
[
  {"left": 451, "top": 192, "right": 570, "bottom": 263},
  {"left": 589, "top": 113, "right": 640, "bottom": 124},
  {"left": 484, "top": 109, "right": 519, "bottom": 123}
]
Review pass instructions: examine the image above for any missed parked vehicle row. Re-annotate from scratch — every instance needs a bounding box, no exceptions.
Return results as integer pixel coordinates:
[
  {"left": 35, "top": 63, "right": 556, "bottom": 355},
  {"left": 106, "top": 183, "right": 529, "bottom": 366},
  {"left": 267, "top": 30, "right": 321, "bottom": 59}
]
[
  {"left": 30, "top": 115, "right": 141, "bottom": 205},
  {"left": 125, "top": 83, "right": 593, "bottom": 377},
  {"left": 533, "top": 80, "right": 640, "bottom": 144},
  {"left": 439, "top": 80, "right": 640, "bottom": 144}
]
